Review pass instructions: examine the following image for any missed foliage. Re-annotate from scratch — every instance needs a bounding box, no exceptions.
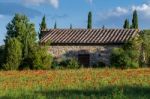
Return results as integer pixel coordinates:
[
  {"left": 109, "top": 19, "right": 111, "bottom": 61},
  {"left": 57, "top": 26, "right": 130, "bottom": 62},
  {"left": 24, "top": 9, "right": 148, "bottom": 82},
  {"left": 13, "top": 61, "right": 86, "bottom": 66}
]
[
  {"left": 0, "top": 69, "right": 150, "bottom": 98},
  {"left": 3, "top": 38, "right": 22, "bottom": 70},
  {"left": 139, "top": 30, "right": 150, "bottom": 67},
  {"left": 52, "top": 58, "right": 80, "bottom": 69},
  {"left": 87, "top": 11, "right": 92, "bottom": 29},
  {"left": 111, "top": 34, "right": 142, "bottom": 69},
  {"left": 111, "top": 48, "right": 139, "bottom": 69},
  {"left": 93, "top": 61, "right": 106, "bottom": 68},
  {"left": 66, "top": 58, "right": 80, "bottom": 69},
  {"left": 4, "top": 13, "right": 52, "bottom": 70},
  {"left": 123, "top": 19, "right": 130, "bottom": 29},
  {"left": 31, "top": 46, "right": 52, "bottom": 70},
  {"left": 5, "top": 14, "right": 37, "bottom": 60},
  {"left": 0, "top": 45, "right": 4, "bottom": 69},
  {"left": 20, "top": 45, "right": 52, "bottom": 70},
  {"left": 131, "top": 10, "right": 138, "bottom": 29},
  {"left": 39, "top": 15, "right": 47, "bottom": 39}
]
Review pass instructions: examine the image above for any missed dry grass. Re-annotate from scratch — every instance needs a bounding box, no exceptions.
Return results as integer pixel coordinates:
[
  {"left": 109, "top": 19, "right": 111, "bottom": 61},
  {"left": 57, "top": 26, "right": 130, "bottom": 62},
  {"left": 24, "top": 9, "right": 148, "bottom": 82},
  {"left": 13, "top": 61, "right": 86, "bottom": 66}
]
[{"left": 0, "top": 68, "right": 150, "bottom": 99}]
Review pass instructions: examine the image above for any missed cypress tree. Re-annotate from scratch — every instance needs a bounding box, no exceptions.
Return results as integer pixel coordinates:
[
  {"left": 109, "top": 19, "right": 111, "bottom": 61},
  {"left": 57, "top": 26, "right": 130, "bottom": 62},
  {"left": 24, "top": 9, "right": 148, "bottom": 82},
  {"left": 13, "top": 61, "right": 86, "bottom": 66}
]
[
  {"left": 39, "top": 15, "right": 47, "bottom": 39},
  {"left": 131, "top": 10, "right": 138, "bottom": 29},
  {"left": 123, "top": 19, "right": 130, "bottom": 29},
  {"left": 70, "top": 24, "right": 72, "bottom": 29},
  {"left": 54, "top": 21, "right": 57, "bottom": 29},
  {"left": 40, "top": 15, "right": 47, "bottom": 31},
  {"left": 87, "top": 11, "right": 92, "bottom": 29}
]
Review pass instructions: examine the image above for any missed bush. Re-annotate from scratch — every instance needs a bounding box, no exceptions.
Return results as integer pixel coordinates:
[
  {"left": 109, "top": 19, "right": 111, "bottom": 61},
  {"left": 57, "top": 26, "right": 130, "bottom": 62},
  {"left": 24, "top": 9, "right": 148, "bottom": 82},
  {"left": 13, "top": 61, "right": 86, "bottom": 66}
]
[
  {"left": 3, "top": 38, "right": 22, "bottom": 70},
  {"left": 110, "top": 48, "right": 139, "bottom": 69},
  {"left": 31, "top": 46, "right": 52, "bottom": 70},
  {"left": 93, "top": 61, "right": 106, "bottom": 68},
  {"left": 20, "top": 45, "right": 52, "bottom": 70},
  {"left": 56, "top": 58, "right": 80, "bottom": 69},
  {"left": 67, "top": 58, "right": 80, "bottom": 69}
]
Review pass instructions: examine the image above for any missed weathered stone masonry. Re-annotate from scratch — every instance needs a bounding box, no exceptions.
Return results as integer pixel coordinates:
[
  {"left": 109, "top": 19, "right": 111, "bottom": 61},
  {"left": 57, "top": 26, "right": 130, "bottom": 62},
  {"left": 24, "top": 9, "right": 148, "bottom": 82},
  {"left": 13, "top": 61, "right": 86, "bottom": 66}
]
[{"left": 49, "top": 45, "right": 120, "bottom": 66}]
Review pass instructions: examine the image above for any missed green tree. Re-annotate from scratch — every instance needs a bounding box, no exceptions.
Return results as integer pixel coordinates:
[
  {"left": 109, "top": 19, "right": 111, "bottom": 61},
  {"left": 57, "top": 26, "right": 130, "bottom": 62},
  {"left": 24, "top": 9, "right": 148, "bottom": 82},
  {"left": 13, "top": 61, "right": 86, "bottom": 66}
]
[
  {"left": 39, "top": 15, "right": 47, "bottom": 39},
  {"left": 54, "top": 21, "right": 57, "bottom": 29},
  {"left": 131, "top": 10, "right": 138, "bottom": 29},
  {"left": 123, "top": 19, "right": 130, "bottom": 29},
  {"left": 3, "top": 38, "right": 22, "bottom": 70},
  {"left": 30, "top": 45, "right": 52, "bottom": 70},
  {"left": 5, "top": 14, "right": 36, "bottom": 59},
  {"left": 140, "top": 30, "right": 150, "bottom": 67},
  {"left": 87, "top": 11, "right": 92, "bottom": 29}
]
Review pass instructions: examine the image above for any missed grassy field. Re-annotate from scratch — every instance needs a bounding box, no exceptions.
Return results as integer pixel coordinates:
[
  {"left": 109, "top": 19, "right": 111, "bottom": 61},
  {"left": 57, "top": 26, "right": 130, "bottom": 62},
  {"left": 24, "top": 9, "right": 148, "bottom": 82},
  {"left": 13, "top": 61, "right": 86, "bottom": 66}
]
[{"left": 0, "top": 68, "right": 150, "bottom": 99}]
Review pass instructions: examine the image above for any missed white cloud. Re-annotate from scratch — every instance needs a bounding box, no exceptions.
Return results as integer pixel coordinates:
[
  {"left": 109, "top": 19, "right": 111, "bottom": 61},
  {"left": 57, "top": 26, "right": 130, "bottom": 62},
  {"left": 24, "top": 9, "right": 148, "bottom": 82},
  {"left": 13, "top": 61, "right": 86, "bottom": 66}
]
[
  {"left": 111, "top": 7, "right": 128, "bottom": 16},
  {"left": 48, "top": 0, "right": 59, "bottom": 8},
  {"left": 99, "top": 7, "right": 128, "bottom": 20},
  {"left": 132, "top": 3, "right": 150, "bottom": 17},
  {"left": 24, "top": 0, "right": 59, "bottom": 8},
  {"left": 99, "top": 3, "right": 150, "bottom": 20}
]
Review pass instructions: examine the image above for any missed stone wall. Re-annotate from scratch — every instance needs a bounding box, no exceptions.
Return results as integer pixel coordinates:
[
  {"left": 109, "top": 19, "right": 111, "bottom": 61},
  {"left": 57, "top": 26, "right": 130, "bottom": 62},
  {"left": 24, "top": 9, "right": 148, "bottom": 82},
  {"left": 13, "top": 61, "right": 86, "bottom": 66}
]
[{"left": 48, "top": 45, "right": 120, "bottom": 66}]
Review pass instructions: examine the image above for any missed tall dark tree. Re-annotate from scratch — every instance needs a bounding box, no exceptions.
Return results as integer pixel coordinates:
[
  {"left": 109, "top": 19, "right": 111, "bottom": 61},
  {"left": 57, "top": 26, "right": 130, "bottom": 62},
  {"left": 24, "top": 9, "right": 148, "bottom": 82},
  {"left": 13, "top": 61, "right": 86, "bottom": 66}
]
[
  {"left": 54, "top": 21, "right": 57, "bottom": 29},
  {"left": 39, "top": 15, "right": 47, "bottom": 39},
  {"left": 87, "top": 11, "right": 92, "bottom": 29},
  {"left": 131, "top": 10, "right": 138, "bottom": 29},
  {"left": 70, "top": 24, "right": 72, "bottom": 29},
  {"left": 123, "top": 19, "right": 130, "bottom": 29}
]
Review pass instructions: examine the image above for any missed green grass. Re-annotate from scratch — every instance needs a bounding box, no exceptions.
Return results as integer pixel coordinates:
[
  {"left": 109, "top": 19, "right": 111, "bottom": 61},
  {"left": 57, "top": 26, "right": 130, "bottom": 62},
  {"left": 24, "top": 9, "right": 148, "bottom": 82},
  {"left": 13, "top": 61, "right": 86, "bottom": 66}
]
[{"left": 0, "top": 68, "right": 150, "bottom": 99}]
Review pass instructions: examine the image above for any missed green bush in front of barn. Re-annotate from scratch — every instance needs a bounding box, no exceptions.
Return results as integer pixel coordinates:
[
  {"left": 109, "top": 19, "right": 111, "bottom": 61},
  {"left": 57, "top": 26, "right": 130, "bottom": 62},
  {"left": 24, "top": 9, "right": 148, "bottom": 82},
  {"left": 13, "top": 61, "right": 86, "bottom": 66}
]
[
  {"left": 52, "top": 58, "right": 80, "bottom": 69},
  {"left": 110, "top": 35, "right": 141, "bottom": 69}
]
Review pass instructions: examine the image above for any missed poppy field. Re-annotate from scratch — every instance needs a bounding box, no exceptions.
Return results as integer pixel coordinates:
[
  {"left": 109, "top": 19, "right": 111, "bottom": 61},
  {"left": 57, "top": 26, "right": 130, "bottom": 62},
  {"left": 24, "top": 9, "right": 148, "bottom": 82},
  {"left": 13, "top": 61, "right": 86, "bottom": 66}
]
[{"left": 0, "top": 68, "right": 150, "bottom": 99}]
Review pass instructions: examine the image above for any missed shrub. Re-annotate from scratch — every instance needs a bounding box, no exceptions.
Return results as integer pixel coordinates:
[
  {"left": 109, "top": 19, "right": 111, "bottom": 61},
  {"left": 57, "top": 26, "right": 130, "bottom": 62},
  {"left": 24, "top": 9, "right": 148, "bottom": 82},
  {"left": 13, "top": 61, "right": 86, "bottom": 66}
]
[
  {"left": 67, "top": 58, "right": 80, "bottom": 69},
  {"left": 110, "top": 48, "right": 139, "bottom": 69},
  {"left": 20, "top": 45, "right": 52, "bottom": 70},
  {"left": 3, "top": 38, "right": 22, "bottom": 70},
  {"left": 31, "top": 46, "right": 52, "bottom": 70},
  {"left": 58, "top": 58, "right": 80, "bottom": 69},
  {"left": 93, "top": 61, "right": 106, "bottom": 68}
]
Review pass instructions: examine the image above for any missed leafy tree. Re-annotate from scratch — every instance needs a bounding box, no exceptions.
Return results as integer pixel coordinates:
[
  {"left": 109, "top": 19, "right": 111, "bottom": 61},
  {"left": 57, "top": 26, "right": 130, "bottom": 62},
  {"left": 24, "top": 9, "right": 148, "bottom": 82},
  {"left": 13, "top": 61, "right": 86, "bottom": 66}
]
[
  {"left": 39, "top": 15, "right": 47, "bottom": 39},
  {"left": 5, "top": 14, "right": 36, "bottom": 59},
  {"left": 87, "top": 11, "right": 92, "bottom": 29},
  {"left": 3, "top": 38, "right": 22, "bottom": 70},
  {"left": 54, "top": 21, "right": 57, "bottom": 29},
  {"left": 131, "top": 10, "right": 138, "bottom": 29},
  {"left": 140, "top": 30, "right": 150, "bottom": 67},
  {"left": 123, "top": 19, "right": 130, "bottom": 29}
]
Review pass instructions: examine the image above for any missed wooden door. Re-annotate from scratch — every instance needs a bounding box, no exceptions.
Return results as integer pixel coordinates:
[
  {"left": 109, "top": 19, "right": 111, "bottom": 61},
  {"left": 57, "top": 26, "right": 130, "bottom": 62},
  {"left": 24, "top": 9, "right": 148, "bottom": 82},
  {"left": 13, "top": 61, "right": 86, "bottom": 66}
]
[{"left": 78, "top": 54, "right": 90, "bottom": 67}]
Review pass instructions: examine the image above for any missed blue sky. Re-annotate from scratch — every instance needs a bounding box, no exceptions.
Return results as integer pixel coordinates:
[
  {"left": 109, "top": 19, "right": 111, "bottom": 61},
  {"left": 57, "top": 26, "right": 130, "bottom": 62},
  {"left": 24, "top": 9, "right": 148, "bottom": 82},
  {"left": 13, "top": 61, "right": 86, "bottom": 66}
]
[{"left": 0, "top": 0, "right": 150, "bottom": 44}]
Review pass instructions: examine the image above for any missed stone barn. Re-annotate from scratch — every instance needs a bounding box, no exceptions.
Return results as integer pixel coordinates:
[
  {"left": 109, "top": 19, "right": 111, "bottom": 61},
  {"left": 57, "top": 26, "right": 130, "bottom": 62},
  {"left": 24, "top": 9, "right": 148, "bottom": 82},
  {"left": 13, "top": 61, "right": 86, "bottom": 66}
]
[{"left": 40, "top": 29, "right": 139, "bottom": 66}]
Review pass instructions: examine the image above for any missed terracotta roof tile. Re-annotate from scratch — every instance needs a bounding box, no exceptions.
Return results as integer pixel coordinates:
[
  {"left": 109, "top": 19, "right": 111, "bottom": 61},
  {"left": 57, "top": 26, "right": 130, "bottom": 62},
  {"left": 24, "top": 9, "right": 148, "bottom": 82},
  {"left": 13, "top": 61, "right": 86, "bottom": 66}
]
[{"left": 40, "top": 29, "right": 139, "bottom": 44}]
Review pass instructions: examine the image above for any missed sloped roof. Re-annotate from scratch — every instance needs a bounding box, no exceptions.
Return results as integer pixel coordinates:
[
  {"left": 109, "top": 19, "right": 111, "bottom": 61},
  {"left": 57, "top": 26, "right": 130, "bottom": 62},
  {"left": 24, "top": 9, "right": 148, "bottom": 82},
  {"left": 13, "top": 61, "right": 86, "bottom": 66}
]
[{"left": 40, "top": 29, "right": 139, "bottom": 45}]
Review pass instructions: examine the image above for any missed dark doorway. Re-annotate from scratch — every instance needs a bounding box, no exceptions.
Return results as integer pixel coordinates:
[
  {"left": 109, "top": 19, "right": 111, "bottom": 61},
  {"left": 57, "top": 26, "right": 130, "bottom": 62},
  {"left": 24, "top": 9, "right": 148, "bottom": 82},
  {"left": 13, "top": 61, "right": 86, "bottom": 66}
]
[{"left": 78, "top": 54, "right": 90, "bottom": 67}]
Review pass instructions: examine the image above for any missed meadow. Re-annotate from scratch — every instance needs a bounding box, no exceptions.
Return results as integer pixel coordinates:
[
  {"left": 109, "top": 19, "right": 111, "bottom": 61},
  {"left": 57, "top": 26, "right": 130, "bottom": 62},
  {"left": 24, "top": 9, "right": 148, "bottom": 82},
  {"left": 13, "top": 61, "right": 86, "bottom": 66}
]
[{"left": 0, "top": 68, "right": 150, "bottom": 99}]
